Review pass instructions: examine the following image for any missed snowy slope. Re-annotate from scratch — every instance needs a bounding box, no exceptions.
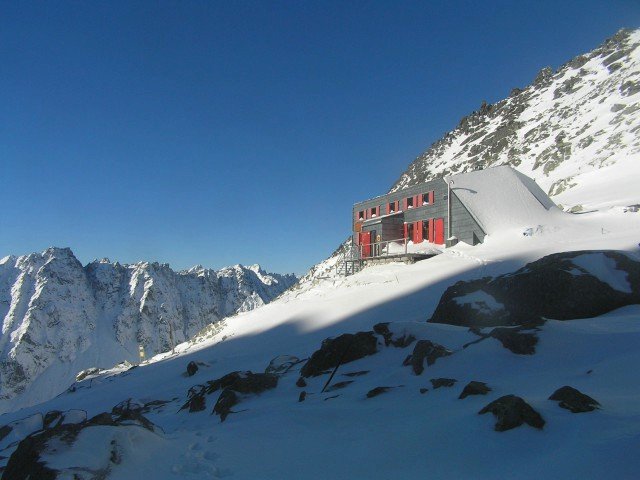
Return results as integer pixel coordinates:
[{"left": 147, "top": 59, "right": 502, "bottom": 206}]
[
  {"left": 393, "top": 28, "right": 640, "bottom": 212},
  {"left": 1, "top": 206, "right": 639, "bottom": 479},
  {"left": 0, "top": 248, "right": 297, "bottom": 414}
]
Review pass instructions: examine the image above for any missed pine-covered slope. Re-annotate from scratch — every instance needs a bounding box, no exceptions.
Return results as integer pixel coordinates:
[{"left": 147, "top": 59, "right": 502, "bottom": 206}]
[
  {"left": 0, "top": 247, "right": 297, "bottom": 413},
  {"left": 392, "top": 28, "right": 640, "bottom": 212}
]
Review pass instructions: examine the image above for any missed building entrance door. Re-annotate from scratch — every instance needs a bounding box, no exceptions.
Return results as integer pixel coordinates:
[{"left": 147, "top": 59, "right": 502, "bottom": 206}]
[{"left": 360, "top": 231, "right": 371, "bottom": 257}]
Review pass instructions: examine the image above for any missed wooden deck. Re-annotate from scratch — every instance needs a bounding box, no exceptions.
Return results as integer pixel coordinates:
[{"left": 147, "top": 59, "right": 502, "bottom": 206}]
[{"left": 345, "top": 252, "right": 438, "bottom": 271}]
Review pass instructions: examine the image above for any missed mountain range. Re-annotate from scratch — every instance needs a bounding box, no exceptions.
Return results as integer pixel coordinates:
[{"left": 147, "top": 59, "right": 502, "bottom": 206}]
[{"left": 0, "top": 247, "right": 296, "bottom": 413}]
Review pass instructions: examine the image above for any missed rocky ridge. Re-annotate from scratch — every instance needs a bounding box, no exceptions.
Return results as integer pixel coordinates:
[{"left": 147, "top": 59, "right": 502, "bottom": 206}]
[{"left": 391, "top": 28, "right": 640, "bottom": 212}]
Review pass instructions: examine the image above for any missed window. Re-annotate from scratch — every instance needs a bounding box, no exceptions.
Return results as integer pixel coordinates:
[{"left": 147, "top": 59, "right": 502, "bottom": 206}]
[
  {"left": 422, "top": 193, "right": 429, "bottom": 205},
  {"left": 388, "top": 202, "right": 395, "bottom": 214},
  {"left": 358, "top": 210, "right": 365, "bottom": 221},
  {"left": 370, "top": 206, "right": 379, "bottom": 218},
  {"left": 406, "top": 196, "right": 414, "bottom": 209},
  {"left": 406, "top": 222, "right": 414, "bottom": 240}
]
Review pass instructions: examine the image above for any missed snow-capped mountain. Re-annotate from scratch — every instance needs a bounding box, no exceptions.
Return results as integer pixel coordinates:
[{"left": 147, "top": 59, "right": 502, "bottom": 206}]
[
  {"left": 298, "top": 29, "right": 640, "bottom": 288},
  {"left": 0, "top": 247, "right": 297, "bottom": 413},
  {"left": 392, "top": 28, "right": 640, "bottom": 212}
]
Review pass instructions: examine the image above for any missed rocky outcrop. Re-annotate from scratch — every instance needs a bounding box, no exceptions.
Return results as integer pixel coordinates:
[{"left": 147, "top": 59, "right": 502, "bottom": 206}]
[
  {"left": 390, "top": 29, "right": 640, "bottom": 212},
  {"left": 549, "top": 386, "right": 600, "bottom": 413},
  {"left": 300, "top": 332, "right": 378, "bottom": 377},
  {"left": 430, "top": 250, "right": 640, "bottom": 327},
  {"left": 403, "top": 340, "right": 453, "bottom": 375},
  {"left": 0, "top": 247, "right": 297, "bottom": 413},
  {"left": 479, "top": 395, "right": 545, "bottom": 431},
  {"left": 459, "top": 381, "right": 491, "bottom": 399}
]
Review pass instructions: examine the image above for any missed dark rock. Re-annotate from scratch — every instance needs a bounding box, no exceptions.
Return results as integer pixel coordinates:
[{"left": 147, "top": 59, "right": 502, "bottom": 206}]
[
  {"left": 265, "top": 355, "right": 301, "bottom": 375},
  {"left": 479, "top": 395, "right": 545, "bottom": 431},
  {"left": 324, "top": 395, "right": 340, "bottom": 401},
  {"left": 419, "top": 388, "right": 429, "bottom": 394},
  {"left": 298, "top": 391, "right": 307, "bottom": 402},
  {"left": 206, "top": 371, "right": 278, "bottom": 395},
  {"left": 403, "top": 340, "right": 452, "bottom": 375},
  {"left": 490, "top": 327, "right": 538, "bottom": 355},
  {"left": 43, "top": 411, "right": 63, "bottom": 429},
  {"left": 300, "top": 331, "right": 378, "bottom": 377},
  {"left": 549, "top": 386, "right": 600, "bottom": 413},
  {"left": 296, "top": 377, "right": 307, "bottom": 387},
  {"left": 187, "top": 361, "right": 199, "bottom": 377},
  {"left": 342, "top": 370, "right": 369, "bottom": 377},
  {"left": 430, "top": 250, "right": 640, "bottom": 327},
  {"left": 205, "top": 371, "right": 278, "bottom": 421},
  {"left": 0, "top": 424, "right": 13, "bottom": 443},
  {"left": 459, "top": 381, "right": 492, "bottom": 399},
  {"left": 366, "top": 386, "right": 392, "bottom": 398},
  {"left": 324, "top": 381, "right": 353, "bottom": 392},
  {"left": 213, "top": 389, "right": 239, "bottom": 422},
  {"left": 180, "top": 385, "right": 207, "bottom": 412},
  {"left": 620, "top": 80, "right": 640, "bottom": 97},
  {"left": 430, "top": 378, "right": 457, "bottom": 389},
  {"left": 373, "top": 322, "right": 416, "bottom": 348}
]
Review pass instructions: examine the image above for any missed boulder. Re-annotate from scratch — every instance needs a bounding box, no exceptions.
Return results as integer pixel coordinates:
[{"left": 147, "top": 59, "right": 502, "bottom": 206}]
[
  {"left": 403, "top": 340, "right": 452, "bottom": 375},
  {"left": 300, "top": 331, "right": 378, "bottom": 377},
  {"left": 430, "top": 378, "right": 457, "bottom": 389},
  {"left": 206, "top": 371, "right": 279, "bottom": 422},
  {"left": 296, "top": 377, "right": 307, "bottom": 388},
  {"left": 479, "top": 395, "right": 545, "bottom": 431},
  {"left": 430, "top": 250, "right": 640, "bottom": 327},
  {"left": 459, "top": 381, "right": 492, "bottom": 399},
  {"left": 187, "top": 361, "right": 199, "bottom": 376},
  {"left": 549, "top": 386, "right": 600, "bottom": 413},
  {"left": 366, "top": 386, "right": 392, "bottom": 398},
  {"left": 213, "top": 389, "right": 240, "bottom": 421},
  {"left": 180, "top": 385, "right": 207, "bottom": 413},
  {"left": 324, "top": 381, "right": 353, "bottom": 392}
]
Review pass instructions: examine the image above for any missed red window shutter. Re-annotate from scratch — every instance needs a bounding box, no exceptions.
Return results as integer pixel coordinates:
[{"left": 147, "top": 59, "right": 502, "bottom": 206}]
[
  {"left": 403, "top": 223, "right": 408, "bottom": 239},
  {"left": 415, "top": 221, "right": 423, "bottom": 243},
  {"left": 428, "top": 219, "right": 434, "bottom": 243},
  {"left": 429, "top": 191, "right": 435, "bottom": 204}
]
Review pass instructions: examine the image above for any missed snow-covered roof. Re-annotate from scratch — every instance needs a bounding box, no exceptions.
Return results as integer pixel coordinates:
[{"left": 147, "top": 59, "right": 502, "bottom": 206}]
[{"left": 446, "top": 165, "right": 560, "bottom": 234}]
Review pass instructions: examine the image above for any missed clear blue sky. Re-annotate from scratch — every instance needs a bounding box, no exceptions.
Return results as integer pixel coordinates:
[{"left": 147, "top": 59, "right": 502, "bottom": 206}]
[{"left": 2, "top": 1, "right": 639, "bottom": 275}]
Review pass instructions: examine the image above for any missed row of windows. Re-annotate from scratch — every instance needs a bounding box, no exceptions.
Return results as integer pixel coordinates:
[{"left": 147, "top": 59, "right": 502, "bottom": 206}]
[{"left": 357, "top": 191, "right": 435, "bottom": 221}]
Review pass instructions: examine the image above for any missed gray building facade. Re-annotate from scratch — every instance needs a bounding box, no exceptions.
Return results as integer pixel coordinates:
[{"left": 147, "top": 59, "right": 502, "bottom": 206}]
[{"left": 352, "top": 177, "right": 485, "bottom": 255}]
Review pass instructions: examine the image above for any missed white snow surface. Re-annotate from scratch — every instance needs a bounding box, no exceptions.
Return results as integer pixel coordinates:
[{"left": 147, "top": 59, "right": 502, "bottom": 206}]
[{"left": 1, "top": 208, "right": 639, "bottom": 479}]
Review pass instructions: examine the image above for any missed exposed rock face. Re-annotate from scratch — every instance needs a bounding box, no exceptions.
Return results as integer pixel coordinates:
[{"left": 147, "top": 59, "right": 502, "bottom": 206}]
[
  {"left": 403, "top": 340, "right": 453, "bottom": 375},
  {"left": 0, "top": 247, "right": 297, "bottom": 413},
  {"left": 489, "top": 327, "right": 539, "bottom": 355},
  {"left": 390, "top": 29, "right": 640, "bottom": 212},
  {"left": 210, "top": 372, "right": 278, "bottom": 422},
  {"left": 300, "top": 332, "right": 378, "bottom": 377},
  {"left": 430, "top": 378, "right": 457, "bottom": 389},
  {"left": 459, "top": 381, "right": 492, "bottom": 399},
  {"left": 479, "top": 395, "right": 545, "bottom": 431},
  {"left": 430, "top": 250, "right": 640, "bottom": 327},
  {"left": 549, "top": 386, "right": 601, "bottom": 413}
]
